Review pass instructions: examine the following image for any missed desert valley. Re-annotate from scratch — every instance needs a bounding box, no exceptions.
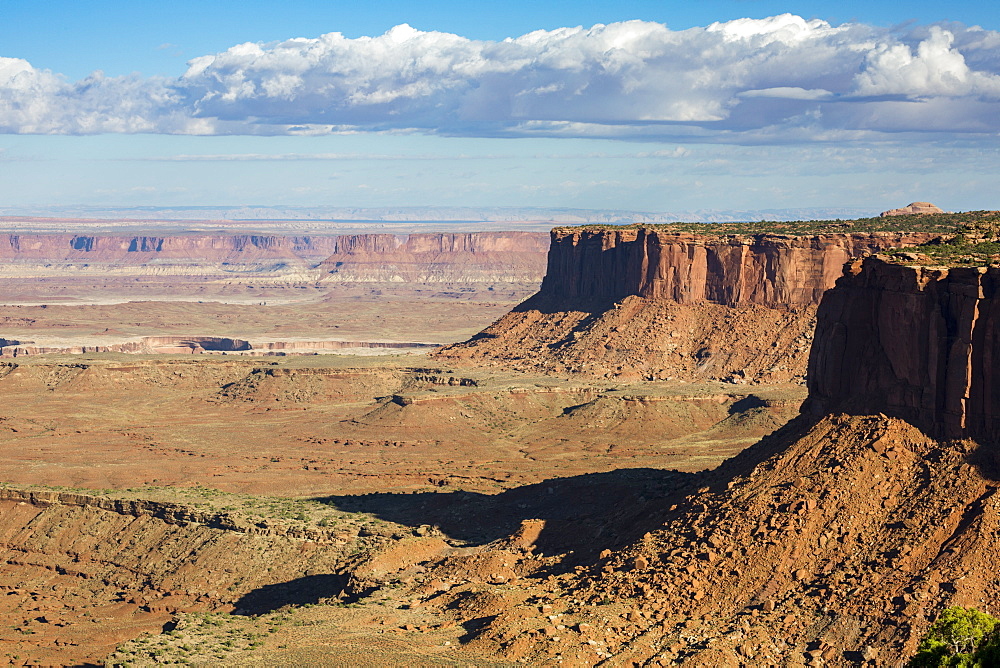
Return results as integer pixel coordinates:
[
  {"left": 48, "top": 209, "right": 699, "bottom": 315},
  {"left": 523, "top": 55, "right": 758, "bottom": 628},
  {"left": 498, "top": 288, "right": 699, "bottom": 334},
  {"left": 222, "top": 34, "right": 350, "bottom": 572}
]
[
  {"left": 0, "top": 205, "right": 996, "bottom": 665},
  {"left": 5, "top": 2, "right": 1000, "bottom": 664}
]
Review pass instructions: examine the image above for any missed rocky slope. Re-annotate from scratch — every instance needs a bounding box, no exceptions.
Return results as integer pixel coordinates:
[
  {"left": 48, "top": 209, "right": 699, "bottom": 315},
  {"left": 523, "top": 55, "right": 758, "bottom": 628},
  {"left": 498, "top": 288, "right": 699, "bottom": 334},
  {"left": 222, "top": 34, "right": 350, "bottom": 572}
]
[
  {"left": 424, "top": 413, "right": 1000, "bottom": 666},
  {"left": 0, "top": 487, "right": 409, "bottom": 666},
  {"left": 408, "top": 248, "right": 1000, "bottom": 665},
  {"left": 439, "top": 227, "right": 933, "bottom": 381}
]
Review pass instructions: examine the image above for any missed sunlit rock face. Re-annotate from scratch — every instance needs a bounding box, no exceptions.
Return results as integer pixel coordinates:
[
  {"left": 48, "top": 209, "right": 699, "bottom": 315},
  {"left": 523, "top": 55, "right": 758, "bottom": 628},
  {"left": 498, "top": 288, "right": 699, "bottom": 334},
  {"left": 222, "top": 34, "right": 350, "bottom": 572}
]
[
  {"left": 880, "top": 202, "right": 945, "bottom": 217},
  {"left": 538, "top": 228, "right": 937, "bottom": 307}
]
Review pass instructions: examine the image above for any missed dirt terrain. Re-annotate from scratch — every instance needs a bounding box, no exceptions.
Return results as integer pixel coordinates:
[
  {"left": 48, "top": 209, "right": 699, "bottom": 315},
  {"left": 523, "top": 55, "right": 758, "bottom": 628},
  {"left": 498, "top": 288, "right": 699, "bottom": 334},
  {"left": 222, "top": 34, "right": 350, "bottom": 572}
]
[
  {"left": 0, "top": 216, "right": 993, "bottom": 666},
  {"left": 0, "top": 295, "right": 499, "bottom": 351},
  {"left": 0, "top": 356, "right": 802, "bottom": 496},
  {"left": 0, "top": 354, "right": 802, "bottom": 665}
]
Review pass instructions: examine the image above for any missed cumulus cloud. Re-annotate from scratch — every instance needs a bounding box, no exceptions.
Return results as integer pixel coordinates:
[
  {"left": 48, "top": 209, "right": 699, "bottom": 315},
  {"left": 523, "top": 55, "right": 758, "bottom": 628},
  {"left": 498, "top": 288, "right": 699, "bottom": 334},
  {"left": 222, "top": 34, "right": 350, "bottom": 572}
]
[
  {"left": 2, "top": 16, "right": 1000, "bottom": 141},
  {"left": 854, "top": 26, "right": 1000, "bottom": 98}
]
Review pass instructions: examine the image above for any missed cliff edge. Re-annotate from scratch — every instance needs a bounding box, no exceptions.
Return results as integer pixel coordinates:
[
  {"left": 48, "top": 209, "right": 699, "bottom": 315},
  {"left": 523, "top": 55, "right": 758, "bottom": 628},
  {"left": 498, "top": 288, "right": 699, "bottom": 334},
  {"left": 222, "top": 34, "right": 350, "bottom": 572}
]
[
  {"left": 439, "top": 226, "right": 934, "bottom": 382},
  {"left": 318, "top": 231, "right": 548, "bottom": 284},
  {"left": 806, "top": 255, "right": 1000, "bottom": 441},
  {"left": 538, "top": 228, "right": 933, "bottom": 307}
]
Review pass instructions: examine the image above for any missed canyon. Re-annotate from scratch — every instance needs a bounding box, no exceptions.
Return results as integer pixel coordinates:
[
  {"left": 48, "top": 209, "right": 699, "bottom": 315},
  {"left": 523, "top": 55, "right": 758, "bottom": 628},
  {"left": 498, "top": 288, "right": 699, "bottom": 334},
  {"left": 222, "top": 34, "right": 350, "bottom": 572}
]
[
  {"left": 0, "top": 230, "right": 547, "bottom": 300},
  {"left": 0, "top": 230, "right": 548, "bottom": 359},
  {"left": 0, "top": 212, "right": 996, "bottom": 665}
]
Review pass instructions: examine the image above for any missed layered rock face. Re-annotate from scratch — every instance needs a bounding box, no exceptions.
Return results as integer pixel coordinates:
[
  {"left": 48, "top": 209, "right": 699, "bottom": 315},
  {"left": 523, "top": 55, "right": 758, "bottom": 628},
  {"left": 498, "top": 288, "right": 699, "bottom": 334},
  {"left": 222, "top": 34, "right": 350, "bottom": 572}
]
[
  {"left": 440, "top": 228, "right": 933, "bottom": 381},
  {"left": 0, "top": 231, "right": 548, "bottom": 288},
  {"left": 319, "top": 231, "right": 548, "bottom": 284},
  {"left": 0, "top": 230, "right": 549, "bottom": 305},
  {"left": 0, "top": 335, "right": 436, "bottom": 357},
  {"left": 0, "top": 233, "right": 342, "bottom": 262},
  {"left": 806, "top": 256, "right": 1000, "bottom": 441},
  {"left": 540, "top": 228, "right": 936, "bottom": 307}
]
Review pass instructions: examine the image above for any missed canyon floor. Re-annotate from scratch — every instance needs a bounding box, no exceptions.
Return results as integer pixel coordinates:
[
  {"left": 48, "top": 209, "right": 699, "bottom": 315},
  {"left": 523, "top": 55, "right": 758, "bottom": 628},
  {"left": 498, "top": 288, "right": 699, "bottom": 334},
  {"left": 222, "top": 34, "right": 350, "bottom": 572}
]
[
  {"left": 2, "top": 217, "right": 990, "bottom": 666},
  {"left": 0, "top": 355, "right": 804, "bottom": 666},
  {"left": 0, "top": 257, "right": 806, "bottom": 666}
]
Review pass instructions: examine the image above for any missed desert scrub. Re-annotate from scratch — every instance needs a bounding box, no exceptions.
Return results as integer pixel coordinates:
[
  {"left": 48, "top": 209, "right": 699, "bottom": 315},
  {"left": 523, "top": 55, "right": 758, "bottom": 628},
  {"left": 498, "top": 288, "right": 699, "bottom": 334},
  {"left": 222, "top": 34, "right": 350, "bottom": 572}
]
[
  {"left": 105, "top": 611, "right": 292, "bottom": 666},
  {"left": 887, "top": 218, "right": 1000, "bottom": 267},
  {"left": 556, "top": 210, "right": 998, "bottom": 237},
  {"left": 0, "top": 482, "right": 362, "bottom": 531}
]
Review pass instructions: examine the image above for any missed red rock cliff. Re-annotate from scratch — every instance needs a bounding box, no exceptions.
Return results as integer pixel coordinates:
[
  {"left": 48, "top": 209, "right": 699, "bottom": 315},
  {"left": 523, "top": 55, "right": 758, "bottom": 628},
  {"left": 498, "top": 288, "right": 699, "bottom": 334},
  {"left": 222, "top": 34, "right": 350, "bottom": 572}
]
[
  {"left": 0, "top": 233, "right": 343, "bottom": 262},
  {"left": 805, "top": 256, "right": 1000, "bottom": 440},
  {"left": 540, "top": 228, "right": 937, "bottom": 307},
  {"left": 440, "top": 227, "right": 937, "bottom": 381},
  {"left": 319, "top": 231, "right": 549, "bottom": 283}
]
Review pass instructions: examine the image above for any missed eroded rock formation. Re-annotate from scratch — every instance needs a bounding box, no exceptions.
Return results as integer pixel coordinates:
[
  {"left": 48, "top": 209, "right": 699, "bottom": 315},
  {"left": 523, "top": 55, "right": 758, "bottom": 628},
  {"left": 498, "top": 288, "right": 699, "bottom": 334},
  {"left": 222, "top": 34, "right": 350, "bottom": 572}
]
[
  {"left": 0, "top": 231, "right": 548, "bottom": 296},
  {"left": 0, "top": 233, "right": 342, "bottom": 262},
  {"left": 318, "top": 231, "right": 548, "bottom": 284},
  {"left": 539, "top": 228, "right": 934, "bottom": 307},
  {"left": 440, "top": 227, "right": 934, "bottom": 381},
  {"left": 880, "top": 201, "right": 944, "bottom": 217},
  {"left": 0, "top": 335, "right": 437, "bottom": 357},
  {"left": 805, "top": 256, "right": 1000, "bottom": 441}
]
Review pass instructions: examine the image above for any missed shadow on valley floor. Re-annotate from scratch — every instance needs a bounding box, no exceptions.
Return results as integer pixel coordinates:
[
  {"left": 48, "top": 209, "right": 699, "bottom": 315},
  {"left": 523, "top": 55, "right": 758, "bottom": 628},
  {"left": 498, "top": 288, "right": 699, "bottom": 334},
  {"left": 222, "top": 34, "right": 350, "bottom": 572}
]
[
  {"left": 232, "top": 574, "right": 350, "bottom": 615},
  {"left": 316, "top": 468, "right": 700, "bottom": 564},
  {"left": 316, "top": 414, "right": 822, "bottom": 565}
]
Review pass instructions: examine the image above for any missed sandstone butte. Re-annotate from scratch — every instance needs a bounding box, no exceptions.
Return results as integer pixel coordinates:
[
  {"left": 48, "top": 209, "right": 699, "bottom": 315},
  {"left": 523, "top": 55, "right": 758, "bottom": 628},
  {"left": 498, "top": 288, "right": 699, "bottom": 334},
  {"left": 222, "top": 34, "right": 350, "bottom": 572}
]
[
  {"left": 438, "top": 224, "right": 942, "bottom": 382},
  {"left": 880, "top": 201, "right": 945, "bottom": 217}
]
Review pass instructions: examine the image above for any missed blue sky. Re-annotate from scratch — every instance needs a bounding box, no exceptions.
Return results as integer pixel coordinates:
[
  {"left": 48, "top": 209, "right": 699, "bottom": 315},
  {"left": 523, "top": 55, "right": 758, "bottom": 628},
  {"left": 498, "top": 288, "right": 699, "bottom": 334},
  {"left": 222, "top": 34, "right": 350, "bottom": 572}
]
[{"left": 1, "top": 1, "right": 999, "bottom": 214}]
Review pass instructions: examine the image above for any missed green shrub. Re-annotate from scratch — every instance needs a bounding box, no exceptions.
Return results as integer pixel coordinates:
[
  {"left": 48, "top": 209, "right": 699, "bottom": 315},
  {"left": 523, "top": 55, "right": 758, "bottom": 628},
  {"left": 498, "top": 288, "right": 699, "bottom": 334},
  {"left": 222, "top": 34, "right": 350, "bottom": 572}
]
[{"left": 909, "top": 607, "right": 1000, "bottom": 667}]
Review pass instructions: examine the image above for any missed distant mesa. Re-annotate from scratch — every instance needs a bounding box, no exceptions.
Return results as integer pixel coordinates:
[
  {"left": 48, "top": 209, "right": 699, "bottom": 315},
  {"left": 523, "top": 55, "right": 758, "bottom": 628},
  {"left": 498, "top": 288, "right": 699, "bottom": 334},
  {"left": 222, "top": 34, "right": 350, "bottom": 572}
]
[
  {"left": 0, "top": 336, "right": 438, "bottom": 357},
  {"left": 879, "top": 201, "right": 944, "bottom": 217},
  {"left": 317, "top": 231, "right": 548, "bottom": 285}
]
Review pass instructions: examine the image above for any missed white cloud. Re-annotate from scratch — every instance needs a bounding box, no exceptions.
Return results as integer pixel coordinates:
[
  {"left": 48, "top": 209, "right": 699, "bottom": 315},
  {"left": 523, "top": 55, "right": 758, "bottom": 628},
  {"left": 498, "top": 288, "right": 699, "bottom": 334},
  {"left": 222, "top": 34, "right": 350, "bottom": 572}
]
[
  {"left": 1, "top": 17, "right": 1000, "bottom": 141},
  {"left": 0, "top": 57, "right": 193, "bottom": 134},
  {"left": 738, "top": 87, "right": 834, "bottom": 100},
  {"left": 855, "top": 26, "right": 1000, "bottom": 98}
]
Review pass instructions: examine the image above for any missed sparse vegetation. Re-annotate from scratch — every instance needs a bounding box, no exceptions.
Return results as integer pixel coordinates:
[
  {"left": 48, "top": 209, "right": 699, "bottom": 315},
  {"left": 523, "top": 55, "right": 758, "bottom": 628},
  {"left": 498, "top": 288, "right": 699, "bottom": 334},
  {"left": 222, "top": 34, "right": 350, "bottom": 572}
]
[
  {"left": 886, "top": 218, "right": 1000, "bottom": 267},
  {"left": 557, "top": 210, "right": 1000, "bottom": 237},
  {"left": 909, "top": 607, "right": 1000, "bottom": 667},
  {"left": 0, "top": 481, "right": 372, "bottom": 531},
  {"left": 558, "top": 210, "right": 1000, "bottom": 268},
  {"left": 106, "top": 611, "right": 290, "bottom": 666}
]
